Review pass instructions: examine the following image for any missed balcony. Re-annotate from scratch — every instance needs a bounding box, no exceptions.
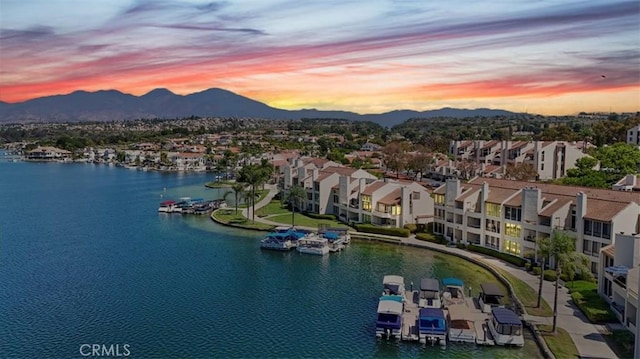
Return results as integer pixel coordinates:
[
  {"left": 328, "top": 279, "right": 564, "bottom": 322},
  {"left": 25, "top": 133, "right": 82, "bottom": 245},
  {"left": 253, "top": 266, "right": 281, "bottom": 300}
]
[{"left": 373, "top": 210, "right": 392, "bottom": 219}]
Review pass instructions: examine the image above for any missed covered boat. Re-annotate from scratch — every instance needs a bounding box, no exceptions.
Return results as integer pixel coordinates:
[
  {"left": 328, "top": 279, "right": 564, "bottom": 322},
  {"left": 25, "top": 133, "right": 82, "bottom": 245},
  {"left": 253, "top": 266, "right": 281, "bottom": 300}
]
[
  {"left": 375, "top": 299, "right": 403, "bottom": 340},
  {"left": 478, "top": 282, "right": 506, "bottom": 313},
  {"left": 260, "top": 230, "right": 305, "bottom": 251},
  {"left": 382, "top": 275, "right": 406, "bottom": 302},
  {"left": 488, "top": 307, "right": 524, "bottom": 347},
  {"left": 418, "top": 278, "right": 442, "bottom": 308},
  {"left": 158, "top": 200, "right": 176, "bottom": 212},
  {"left": 296, "top": 234, "right": 329, "bottom": 256},
  {"left": 418, "top": 308, "right": 447, "bottom": 345},
  {"left": 446, "top": 304, "right": 476, "bottom": 344},
  {"left": 441, "top": 277, "right": 465, "bottom": 306}
]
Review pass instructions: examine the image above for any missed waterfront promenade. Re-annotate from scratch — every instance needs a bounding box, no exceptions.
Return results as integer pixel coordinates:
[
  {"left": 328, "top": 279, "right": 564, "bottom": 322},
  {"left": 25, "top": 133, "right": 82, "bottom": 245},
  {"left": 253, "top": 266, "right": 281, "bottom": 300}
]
[{"left": 242, "top": 184, "right": 618, "bottom": 359}]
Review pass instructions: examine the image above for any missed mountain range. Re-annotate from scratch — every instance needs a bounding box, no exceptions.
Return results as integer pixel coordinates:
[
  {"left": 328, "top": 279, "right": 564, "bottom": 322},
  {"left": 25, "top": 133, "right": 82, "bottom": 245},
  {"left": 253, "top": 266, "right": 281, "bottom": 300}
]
[{"left": 0, "top": 88, "right": 521, "bottom": 126}]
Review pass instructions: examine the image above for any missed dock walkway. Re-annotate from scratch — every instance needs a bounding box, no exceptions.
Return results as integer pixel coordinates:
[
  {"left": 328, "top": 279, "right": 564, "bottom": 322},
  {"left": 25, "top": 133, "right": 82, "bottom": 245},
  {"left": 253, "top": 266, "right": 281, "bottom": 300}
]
[{"left": 401, "top": 290, "right": 420, "bottom": 341}]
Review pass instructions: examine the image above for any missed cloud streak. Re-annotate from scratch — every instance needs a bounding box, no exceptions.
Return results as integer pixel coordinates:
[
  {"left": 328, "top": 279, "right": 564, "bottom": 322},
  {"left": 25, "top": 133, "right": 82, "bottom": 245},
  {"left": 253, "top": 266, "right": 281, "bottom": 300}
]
[{"left": 0, "top": 0, "right": 638, "bottom": 114}]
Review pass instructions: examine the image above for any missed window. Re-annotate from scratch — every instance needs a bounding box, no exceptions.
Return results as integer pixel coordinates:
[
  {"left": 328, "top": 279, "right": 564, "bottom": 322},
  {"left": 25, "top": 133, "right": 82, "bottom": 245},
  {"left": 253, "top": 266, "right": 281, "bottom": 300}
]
[
  {"left": 313, "top": 182, "right": 319, "bottom": 191},
  {"left": 584, "top": 220, "right": 592, "bottom": 235},
  {"left": 433, "top": 193, "right": 445, "bottom": 205},
  {"left": 486, "top": 219, "right": 500, "bottom": 233},
  {"left": 504, "top": 223, "right": 522, "bottom": 238},
  {"left": 602, "top": 223, "right": 611, "bottom": 239},
  {"left": 412, "top": 192, "right": 420, "bottom": 200},
  {"left": 584, "top": 219, "right": 611, "bottom": 239},
  {"left": 570, "top": 208, "right": 576, "bottom": 230},
  {"left": 504, "top": 206, "right": 522, "bottom": 221},
  {"left": 362, "top": 214, "right": 371, "bottom": 224},
  {"left": 486, "top": 203, "right": 501, "bottom": 217},
  {"left": 362, "top": 195, "right": 372, "bottom": 211},
  {"left": 541, "top": 163, "right": 544, "bottom": 171},
  {"left": 391, "top": 205, "right": 401, "bottom": 216},
  {"left": 583, "top": 239, "right": 590, "bottom": 254},
  {"left": 541, "top": 151, "right": 545, "bottom": 161},
  {"left": 505, "top": 240, "right": 521, "bottom": 256}
]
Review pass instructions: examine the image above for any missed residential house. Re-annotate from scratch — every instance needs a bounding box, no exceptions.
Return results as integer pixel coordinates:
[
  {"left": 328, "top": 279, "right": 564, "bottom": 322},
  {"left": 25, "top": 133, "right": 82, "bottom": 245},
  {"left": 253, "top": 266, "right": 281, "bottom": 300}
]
[
  {"left": 432, "top": 177, "right": 640, "bottom": 275},
  {"left": 598, "top": 233, "right": 639, "bottom": 339},
  {"left": 613, "top": 174, "right": 640, "bottom": 192},
  {"left": 170, "top": 152, "right": 206, "bottom": 171},
  {"left": 361, "top": 142, "right": 382, "bottom": 152},
  {"left": 627, "top": 124, "right": 640, "bottom": 147},
  {"left": 26, "top": 146, "right": 72, "bottom": 161}
]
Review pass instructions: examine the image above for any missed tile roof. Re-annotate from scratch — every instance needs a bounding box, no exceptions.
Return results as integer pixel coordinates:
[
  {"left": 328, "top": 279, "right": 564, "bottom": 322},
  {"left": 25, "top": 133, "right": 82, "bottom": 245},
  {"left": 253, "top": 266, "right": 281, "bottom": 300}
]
[
  {"left": 486, "top": 187, "right": 518, "bottom": 204},
  {"left": 362, "top": 181, "right": 388, "bottom": 196},
  {"left": 322, "top": 166, "right": 358, "bottom": 176},
  {"left": 539, "top": 196, "right": 572, "bottom": 217},
  {"left": 584, "top": 201, "right": 634, "bottom": 221},
  {"left": 378, "top": 189, "right": 401, "bottom": 205}
]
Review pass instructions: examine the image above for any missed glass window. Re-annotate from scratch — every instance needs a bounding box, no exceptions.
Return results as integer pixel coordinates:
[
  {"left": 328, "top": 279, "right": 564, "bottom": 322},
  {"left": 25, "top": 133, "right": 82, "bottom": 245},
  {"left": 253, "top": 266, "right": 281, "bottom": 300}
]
[
  {"left": 433, "top": 194, "right": 445, "bottom": 205},
  {"left": 486, "top": 203, "right": 501, "bottom": 217},
  {"left": 602, "top": 223, "right": 611, "bottom": 239},
  {"left": 362, "top": 195, "right": 372, "bottom": 211},
  {"left": 593, "top": 221, "right": 602, "bottom": 237},
  {"left": 584, "top": 220, "right": 592, "bottom": 235}
]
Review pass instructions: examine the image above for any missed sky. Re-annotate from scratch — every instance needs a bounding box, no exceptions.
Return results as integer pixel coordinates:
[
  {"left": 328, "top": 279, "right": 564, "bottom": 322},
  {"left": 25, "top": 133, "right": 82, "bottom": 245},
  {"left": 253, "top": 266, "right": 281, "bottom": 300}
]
[{"left": 1, "top": 0, "right": 639, "bottom": 115}]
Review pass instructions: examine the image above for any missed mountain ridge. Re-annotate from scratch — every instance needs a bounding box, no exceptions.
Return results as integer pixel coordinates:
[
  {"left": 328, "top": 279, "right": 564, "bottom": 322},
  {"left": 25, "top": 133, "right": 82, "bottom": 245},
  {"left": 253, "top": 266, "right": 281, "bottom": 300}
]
[{"left": 0, "top": 88, "right": 523, "bottom": 126}]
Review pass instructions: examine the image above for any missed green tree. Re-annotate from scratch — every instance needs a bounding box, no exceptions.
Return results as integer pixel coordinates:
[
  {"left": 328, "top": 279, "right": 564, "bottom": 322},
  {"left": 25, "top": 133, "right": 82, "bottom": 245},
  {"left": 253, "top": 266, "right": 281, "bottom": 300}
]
[
  {"left": 237, "top": 164, "right": 262, "bottom": 222},
  {"left": 286, "top": 185, "right": 306, "bottom": 228},
  {"left": 549, "top": 230, "right": 591, "bottom": 334},
  {"left": 535, "top": 237, "right": 552, "bottom": 308},
  {"left": 504, "top": 163, "right": 538, "bottom": 181},
  {"left": 231, "top": 182, "right": 246, "bottom": 215}
]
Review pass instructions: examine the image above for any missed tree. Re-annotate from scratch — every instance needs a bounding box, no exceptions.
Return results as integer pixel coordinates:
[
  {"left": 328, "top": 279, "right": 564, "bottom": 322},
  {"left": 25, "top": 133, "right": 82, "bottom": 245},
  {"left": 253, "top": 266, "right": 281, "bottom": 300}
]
[
  {"left": 383, "top": 141, "right": 408, "bottom": 178},
  {"left": 535, "top": 237, "right": 552, "bottom": 308},
  {"left": 237, "top": 164, "right": 262, "bottom": 222},
  {"left": 549, "top": 230, "right": 591, "bottom": 334},
  {"left": 231, "top": 182, "right": 246, "bottom": 215},
  {"left": 286, "top": 185, "right": 306, "bottom": 228},
  {"left": 504, "top": 163, "right": 538, "bottom": 181}
]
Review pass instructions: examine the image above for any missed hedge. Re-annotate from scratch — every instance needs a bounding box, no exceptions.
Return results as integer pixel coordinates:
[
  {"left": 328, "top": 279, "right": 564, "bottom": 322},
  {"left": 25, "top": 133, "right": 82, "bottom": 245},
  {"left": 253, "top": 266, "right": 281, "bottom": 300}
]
[
  {"left": 415, "top": 233, "right": 448, "bottom": 244},
  {"left": 466, "top": 244, "right": 527, "bottom": 267},
  {"left": 532, "top": 266, "right": 542, "bottom": 276},
  {"left": 304, "top": 212, "right": 337, "bottom": 220},
  {"left": 403, "top": 224, "right": 418, "bottom": 233},
  {"left": 353, "top": 224, "right": 410, "bottom": 237}
]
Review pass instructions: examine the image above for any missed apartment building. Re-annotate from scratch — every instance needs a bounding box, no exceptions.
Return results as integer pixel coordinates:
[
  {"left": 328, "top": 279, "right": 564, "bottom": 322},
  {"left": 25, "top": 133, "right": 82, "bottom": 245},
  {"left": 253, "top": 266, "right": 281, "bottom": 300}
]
[
  {"left": 449, "top": 140, "right": 591, "bottom": 180},
  {"left": 627, "top": 124, "right": 640, "bottom": 146},
  {"left": 281, "top": 157, "right": 434, "bottom": 227},
  {"left": 598, "top": 233, "right": 639, "bottom": 340},
  {"left": 432, "top": 177, "right": 640, "bottom": 275}
]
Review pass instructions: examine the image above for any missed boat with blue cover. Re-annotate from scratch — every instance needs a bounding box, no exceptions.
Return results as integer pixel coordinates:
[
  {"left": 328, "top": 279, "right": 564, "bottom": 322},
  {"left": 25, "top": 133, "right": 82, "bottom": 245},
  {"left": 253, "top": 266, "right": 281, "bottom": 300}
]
[
  {"left": 260, "top": 229, "right": 306, "bottom": 251},
  {"left": 376, "top": 298, "right": 404, "bottom": 340},
  {"left": 418, "top": 307, "right": 448, "bottom": 345},
  {"left": 488, "top": 307, "right": 524, "bottom": 347}
]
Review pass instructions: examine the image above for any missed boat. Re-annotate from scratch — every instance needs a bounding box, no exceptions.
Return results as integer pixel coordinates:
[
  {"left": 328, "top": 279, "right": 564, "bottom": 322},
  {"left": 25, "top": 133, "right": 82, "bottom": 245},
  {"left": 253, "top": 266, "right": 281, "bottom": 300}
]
[
  {"left": 319, "top": 227, "right": 350, "bottom": 244},
  {"left": 441, "top": 277, "right": 465, "bottom": 306},
  {"left": 418, "top": 278, "right": 442, "bottom": 308},
  {"left": 296, "top": 234, "right": 330, "bottom": 256},
  {"left": 322, "top": 231, "right": 346, "bottom": 252},
  {"left": 158, "top": 200, "right": 176, "bottom": 212},
  {"left": 446, "top": 304, "right": 476, "bottom": 344},
  {"left": 418, "top": 308, "right": 448, "bottom": 345},
  {"left": 260, "top": 230, "right": 305, "bottom": 251},
  {"left": 382, "top": 275, "right": 407, "bottom": 302},
  {"left": 478, "top": 282, "right": 506, "bottom": 313},
  {"left": 375, "top": 298, "right": 404, "bottom": 340},
  {"left": 487, "top": 308, "right": 524, "bottom": 347}
]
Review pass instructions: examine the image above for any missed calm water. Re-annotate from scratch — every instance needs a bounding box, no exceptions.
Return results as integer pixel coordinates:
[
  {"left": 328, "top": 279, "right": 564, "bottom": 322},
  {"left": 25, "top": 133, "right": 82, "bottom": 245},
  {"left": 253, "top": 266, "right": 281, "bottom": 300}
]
[{"left": 0, "top": 159, "right": 542, "bottom": 358}]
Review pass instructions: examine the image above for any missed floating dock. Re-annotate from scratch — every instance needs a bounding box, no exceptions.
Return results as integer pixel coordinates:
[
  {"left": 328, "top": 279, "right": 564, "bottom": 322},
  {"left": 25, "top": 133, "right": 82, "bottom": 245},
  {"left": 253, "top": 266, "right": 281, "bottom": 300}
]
[{"left": 401, "top": 290, "right": 420, "bottom": 341}]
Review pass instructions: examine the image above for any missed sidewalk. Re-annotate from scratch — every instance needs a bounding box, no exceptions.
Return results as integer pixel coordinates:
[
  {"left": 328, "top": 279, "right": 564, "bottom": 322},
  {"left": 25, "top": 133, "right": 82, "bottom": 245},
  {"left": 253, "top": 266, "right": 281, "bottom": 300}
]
[
  {"left": 399, "top": 236, "right": 618, "bottom": 359},
  {"left": 239, "top": 186, "right": 618, "bottom": 358}
]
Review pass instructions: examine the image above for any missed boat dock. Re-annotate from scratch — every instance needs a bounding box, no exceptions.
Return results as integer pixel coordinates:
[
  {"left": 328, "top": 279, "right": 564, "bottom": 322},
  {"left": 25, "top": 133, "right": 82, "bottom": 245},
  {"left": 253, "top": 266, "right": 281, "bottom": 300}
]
[
  {"left": 446, "top": 298, "right": 494, "bottom": 345},
  {"left": 401, "top": 290, "right": 420, "bottom": 341}
]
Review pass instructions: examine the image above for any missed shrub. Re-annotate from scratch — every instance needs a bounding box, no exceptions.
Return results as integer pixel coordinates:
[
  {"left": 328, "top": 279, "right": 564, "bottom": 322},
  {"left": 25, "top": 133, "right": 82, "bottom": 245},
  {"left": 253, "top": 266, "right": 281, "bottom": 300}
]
[
  {"left": 569, "top": 281, "right": 617, "bottom": 323},
  {"left": 543, "top": 269, "right": 557, "bottom": 282},
  {"left": 425, "top": 222, "right": 433, "bottom": 233},
  {"left": 532, "top": 266, "right": 542, "bottom": 275},
  {"left": 466, "top": 244, "right": 527, "bottom": 267},
  {"left": 415, "top": 233, "right": 448, "bottom": 244},
  {"left": 353, "top": 224, "right": 410, "bottom": 237},
  {"left": 456, "top": 243, "right": 467, "bottom": 249},
  {"left": 304, "top": 212, "right": 336, "bottom": 220},
  {"left": 524, "top": 262, "right": 531, "bottom": 271},
  {"left": 403, "top": 224, "right": 418, "bottom": 233}
]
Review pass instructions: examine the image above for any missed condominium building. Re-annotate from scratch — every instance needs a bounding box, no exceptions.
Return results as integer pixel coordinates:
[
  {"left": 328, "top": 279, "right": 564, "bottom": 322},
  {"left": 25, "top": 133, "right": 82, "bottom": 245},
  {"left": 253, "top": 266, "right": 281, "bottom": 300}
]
[
  {"left": 598, "top": 233, "right": 639, "bottom": 340},
  {"left": 449, "top": 140, "right": 591, "bottom": 180},
  {"left": 627, "top": 124, "right": 640, "bottom": 146},
  {"left": 432, "top": 177, "right": 640, "bottom": 275}
]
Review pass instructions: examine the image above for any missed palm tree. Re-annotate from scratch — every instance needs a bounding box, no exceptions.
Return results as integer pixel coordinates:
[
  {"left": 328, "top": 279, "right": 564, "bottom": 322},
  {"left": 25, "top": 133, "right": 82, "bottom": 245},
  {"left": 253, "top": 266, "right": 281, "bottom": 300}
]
[
  {"left": 231, "top": 182, "right": 245, "bottom": 215},
  {"left": 535, "top": 237, "right": 552, "bottom": 308},
  {"left": 549, "top": 230, "right": 591, "bottom": 334},
  {"left": 238, "top": 165, "right": 261, "bottom": 222},
  {"left": 243, "top": 191, "right": 255, "bottom": 222},
  {"left": 285, "top": 185, "right": 306, "bottom": 228}
]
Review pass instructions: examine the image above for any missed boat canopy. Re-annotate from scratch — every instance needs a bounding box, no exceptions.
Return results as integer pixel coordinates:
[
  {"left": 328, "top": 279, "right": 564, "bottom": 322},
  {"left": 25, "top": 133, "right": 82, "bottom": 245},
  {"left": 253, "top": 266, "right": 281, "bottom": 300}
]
[
  {"left": 380, "top": 295, "right": 404, "bottom": 303},
  {"left": 442, "top": 277, "right": 464, "bottom": 287},
  {"left": 377, "top": 300, "right": 403, "bottom": 315},
  {"left": 383, "top": 275, "right": 405, "bottom": 285},
  {"left": 420, "top": 278, "right": 440, "bottom": 292},
  {"left": 160, "top": 200, "right": 176, "bottom": 205},
  {"left": 419, "top": 308, "right": 445, "bottom": 320},
  {"left": 323, "top": 232, "right": 339, "bottom": 240},
  {"left": 480, "top": 282, "right": 505, "bottom": 297},
  {"left": 492, "top": 308, "right": 521, "bottom": 326}
]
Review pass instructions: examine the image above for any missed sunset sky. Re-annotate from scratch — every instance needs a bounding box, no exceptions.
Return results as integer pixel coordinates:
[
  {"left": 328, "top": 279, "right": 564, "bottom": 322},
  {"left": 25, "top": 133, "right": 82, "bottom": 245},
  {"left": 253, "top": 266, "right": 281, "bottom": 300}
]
[{"left": 1, "top": 0, "right": 639, "bottom": 115}]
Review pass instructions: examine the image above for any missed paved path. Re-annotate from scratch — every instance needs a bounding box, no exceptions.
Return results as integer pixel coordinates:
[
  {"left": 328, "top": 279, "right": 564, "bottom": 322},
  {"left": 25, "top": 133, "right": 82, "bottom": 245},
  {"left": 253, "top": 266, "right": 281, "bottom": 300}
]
[{"left": 242, "top": 185, "right": 618, "bottom": 358}]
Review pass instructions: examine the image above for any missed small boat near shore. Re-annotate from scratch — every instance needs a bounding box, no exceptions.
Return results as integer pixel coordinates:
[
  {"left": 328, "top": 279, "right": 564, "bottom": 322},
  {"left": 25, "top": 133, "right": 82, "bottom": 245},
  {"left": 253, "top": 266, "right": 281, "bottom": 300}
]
[
  {"left": 158, "top": 198, "right": 226, "bottom": 214},
  {"left": 418, "top": 307, "right": 447, "bottom": 345},
  {"left": 260, "top": 228, "right": 306, "bottom": 251},
  {"left": 296, "top": 234, "right": 330, "bottom": 256},
  {"left": 418, "top": 278, "right": 442, "bottom": 309},
  {"left": 487, "top": 308, "right": 524, "bottom": 347},
  {"left": 441, "top": 278, "right": 465, "bottom": 306}
]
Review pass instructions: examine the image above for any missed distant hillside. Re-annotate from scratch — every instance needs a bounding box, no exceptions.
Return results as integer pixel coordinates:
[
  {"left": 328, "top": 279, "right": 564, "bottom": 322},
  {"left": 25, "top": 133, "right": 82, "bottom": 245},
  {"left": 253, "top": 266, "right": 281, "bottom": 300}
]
[{"left": 0, "top": 88, "right": 521, "bottom": 126}]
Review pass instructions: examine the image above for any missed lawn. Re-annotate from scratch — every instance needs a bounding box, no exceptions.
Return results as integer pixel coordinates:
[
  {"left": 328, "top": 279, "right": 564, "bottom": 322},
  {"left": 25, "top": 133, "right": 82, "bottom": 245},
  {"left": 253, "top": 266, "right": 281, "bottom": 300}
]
[
  {"left": 211, "top": 209, "right": 275, "bottom": 231},
  {"left": 538, "top": 325, "right": 580, "bottom": 359},
  {"left": 256, "top": 200, "right": 290, "bottom": 217},
  {"left": 602, "top": 329, "right": 636, "bottom": 359},
  {"left": 266, "top": 212, "right": 348, "bottom": 229},
  {"left": 494, "top": 267, "right": 553, "bottom": 317},
  {"left": 568, "top": 280, "right": 617, "bottom": 323},
  {"left": 205, "top": 180, "right": 235, "bottom": 188},
  {"left": 237, "top": 189, "right": 269, "bottom": 208}
]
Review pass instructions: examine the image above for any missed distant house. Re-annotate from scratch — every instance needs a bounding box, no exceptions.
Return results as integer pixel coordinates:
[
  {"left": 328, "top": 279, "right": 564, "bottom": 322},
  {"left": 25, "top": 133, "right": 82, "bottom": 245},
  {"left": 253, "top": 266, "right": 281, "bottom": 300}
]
[
  {"left": 627, "top": 124, "right": 640, "bottom": 147},
  {"left": 26, "top": 146, "right": 72, "bottom": 161},
  {"left": 361, "top": 142, "right": 382, "bottom": 152},
  {"left": 613, "top": 174, "right": 640, "bottom": 192}
]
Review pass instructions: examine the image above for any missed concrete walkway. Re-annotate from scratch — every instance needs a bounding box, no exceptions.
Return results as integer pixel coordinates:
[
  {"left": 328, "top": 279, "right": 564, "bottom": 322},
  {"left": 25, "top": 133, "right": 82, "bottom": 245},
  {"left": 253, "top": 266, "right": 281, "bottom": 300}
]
[{"left": 239, "top": 184, "right": 618, "bottom": 358}]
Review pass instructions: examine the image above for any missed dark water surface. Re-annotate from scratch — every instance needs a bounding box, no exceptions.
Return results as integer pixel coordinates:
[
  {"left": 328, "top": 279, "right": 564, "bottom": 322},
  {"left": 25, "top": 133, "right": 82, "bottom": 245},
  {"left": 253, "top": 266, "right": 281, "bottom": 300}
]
[{"left": 0, "top": 160, "right": 542, "bottom": 358}]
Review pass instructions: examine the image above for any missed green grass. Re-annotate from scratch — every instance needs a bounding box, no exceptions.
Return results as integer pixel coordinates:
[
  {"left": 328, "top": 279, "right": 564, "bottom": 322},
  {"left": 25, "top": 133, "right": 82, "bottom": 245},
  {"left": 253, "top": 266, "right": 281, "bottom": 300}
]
[
  {"left": 568, "top": 280, "right": 617, "bottom": 323},
  {"left": 266, "top": 212, "right": 348, "bottom": 229},
  {"left": 538, "top": 325, "right": 580, "bottom": 359},
  {"left": 237, "top": 189, "right": 269, "bottom": 208},
  {"left": 205, "top": 180, "right": 235, "bottom": 188},
  {"left": 211, "top": 208, "right": 275, "bottom": 231},
  {"left": 256, "top": 200, "right": 290, "bottom": 217},
  {"left": 602, "top": 329, "right": 636, "bottom": 359},
  {"left": 494, "top": 267, "right": 553, "bottom": 317}
]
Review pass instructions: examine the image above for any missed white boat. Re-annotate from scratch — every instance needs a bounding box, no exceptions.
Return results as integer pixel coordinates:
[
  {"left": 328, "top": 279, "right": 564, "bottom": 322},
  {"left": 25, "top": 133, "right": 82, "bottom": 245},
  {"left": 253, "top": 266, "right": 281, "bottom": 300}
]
[
  {"left": 441, "top": 277, "right": 465, "bottom": 306},
  {"left": 446, "top": 304, "right": 476, "bottom": 344},
  {"left": 382, "top": 275, "right": 407, "bottom": 302},
  {"left": 158, "top": 200, "right": 176, "bottom": 212},
  {"left": 487, "top": 308, "right": 524, "bottom": 347},
  {"left": 418, "top": 278, "right": 442, "bottom": 308},
  {"left": 296, "top": 234, "right": 330, "bottom": 256},
  {"left": 260, "top": 229, "right": 305, "bottom": 251},
  {"left": 375, "top": 298, "right": 403, "bottom": 340},
  {"left": 478, "top": 282, "right": 506, "bottom": 313}
]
